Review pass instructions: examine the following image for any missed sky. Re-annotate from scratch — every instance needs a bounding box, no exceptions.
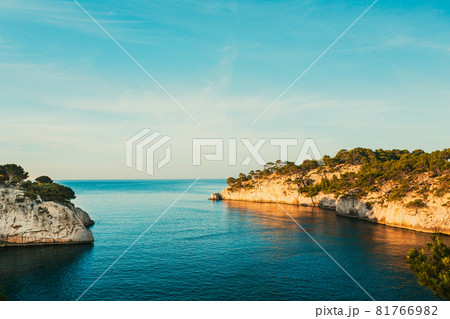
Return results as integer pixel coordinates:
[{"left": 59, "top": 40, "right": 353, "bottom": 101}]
[{"left": 1, "top": 0, "right": 449, "bottom": 179}]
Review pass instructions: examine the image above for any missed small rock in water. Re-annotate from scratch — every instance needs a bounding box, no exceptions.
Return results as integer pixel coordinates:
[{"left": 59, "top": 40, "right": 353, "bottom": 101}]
[{"left": 209, "top": 193, "right": 222, "bottom": 201}]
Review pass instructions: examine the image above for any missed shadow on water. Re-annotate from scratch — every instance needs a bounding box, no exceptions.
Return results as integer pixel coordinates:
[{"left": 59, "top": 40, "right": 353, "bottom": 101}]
[
  {"left": 0, "top": 244, "right": 93, "bottom": 301},
  {"left": 221, "top": 200, "right": 443, "bottom": 300}
]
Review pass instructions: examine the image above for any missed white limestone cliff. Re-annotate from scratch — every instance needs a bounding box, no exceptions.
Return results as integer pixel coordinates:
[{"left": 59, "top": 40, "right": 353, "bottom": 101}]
[
  {"left": 221, "top": 175, "right": 450, "bottom": 235},
  {"left": 0, "top": 187, "right": 94, "bottom": 247}
]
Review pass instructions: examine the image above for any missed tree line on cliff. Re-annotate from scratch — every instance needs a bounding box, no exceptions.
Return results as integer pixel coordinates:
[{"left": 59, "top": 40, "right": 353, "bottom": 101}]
[
  {"left": 0, "top": 164, "right": 75, "bottom": 205},
  {"left": 226, "top": 148, "right": 450, "bottom": 205}
]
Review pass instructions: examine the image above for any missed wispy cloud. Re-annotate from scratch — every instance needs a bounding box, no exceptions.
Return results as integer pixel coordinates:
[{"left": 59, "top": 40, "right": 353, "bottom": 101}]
[
  {"left": 1, "top": 0, "right": 449, "bottom": 178},
  {"left": 0, "top": 0, "right": 178, "bottom": 45}
]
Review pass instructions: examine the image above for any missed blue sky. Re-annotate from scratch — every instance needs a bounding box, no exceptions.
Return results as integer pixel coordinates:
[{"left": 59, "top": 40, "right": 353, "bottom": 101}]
[{"left": 1, "top": 0, "right": 449, "bottom": 179}]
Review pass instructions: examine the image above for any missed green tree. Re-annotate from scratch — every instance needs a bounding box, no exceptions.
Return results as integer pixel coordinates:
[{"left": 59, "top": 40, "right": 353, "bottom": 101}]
[
  {"left": 0, "top": 167, "right": 7, "bottom": 185},
  {"left": 23, "top": 181, "right": 76, "bottom": 204},
  {"left": 33, "top": 183, "right": 75, "bottom": 204},
  {"left": 35, "top": 175, "right": 53, "bottom": 184},
  {"left": 0, "top": 164, "right": 29, "bottom": 186},
  {"left": 407, "top": 235, "right": 450, "bottom": 300},
  {"left": 20, "top": 180, "right": 33, "bottom": 190}
]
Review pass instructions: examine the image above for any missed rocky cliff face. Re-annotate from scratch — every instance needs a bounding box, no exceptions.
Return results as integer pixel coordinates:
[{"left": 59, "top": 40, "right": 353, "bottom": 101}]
[
  {"left": 221, "top": 176, "right": 450, "bottom": 235},
  {"left": 0, "top": 187, "right": 94, "bottom": 247}
]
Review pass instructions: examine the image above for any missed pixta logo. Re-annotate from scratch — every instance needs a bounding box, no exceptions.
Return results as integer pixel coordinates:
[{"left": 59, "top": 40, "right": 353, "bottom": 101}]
[
  {"left": 126, "top": 128, "right": 172, "bottom": 175},
  {"left": 192, "top": 138, "right": 322, "bottom": 166},
  {"left": 126, "top": 129, "right": 323, "bottom": 176}
]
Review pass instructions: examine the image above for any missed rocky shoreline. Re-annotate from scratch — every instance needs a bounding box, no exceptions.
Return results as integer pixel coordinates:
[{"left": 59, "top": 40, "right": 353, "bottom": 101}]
[
  {"left": 220, "top": 176, "right": 450, "bottom": 235},
  {"left": 0, "top": 187, "right": 94, "bottom": 247}
]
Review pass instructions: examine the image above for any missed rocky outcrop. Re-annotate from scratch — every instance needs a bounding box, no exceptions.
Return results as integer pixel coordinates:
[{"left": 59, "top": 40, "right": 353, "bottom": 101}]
[
  {"left": 318, "top": 196, "right": 450, "bottom": 234},
  {"left": 209, "top": 193, "right": 222, "bottom": 200},
  {"left": 221, "top": 177, "right": 450, "bottom": 235},
  {"left": 0, "top": 187, "right": 94, "bottom": 247}
]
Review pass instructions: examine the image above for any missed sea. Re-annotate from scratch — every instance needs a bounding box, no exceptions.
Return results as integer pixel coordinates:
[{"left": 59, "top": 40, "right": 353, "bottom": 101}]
[{"left": 0, "top": 179, "right": 442, "bottom": 301}]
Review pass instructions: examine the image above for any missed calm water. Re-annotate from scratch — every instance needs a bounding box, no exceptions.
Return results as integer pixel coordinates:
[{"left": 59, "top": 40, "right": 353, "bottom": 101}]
[{"left": 0, "top": 179, "right": 443, "bottom": 301}]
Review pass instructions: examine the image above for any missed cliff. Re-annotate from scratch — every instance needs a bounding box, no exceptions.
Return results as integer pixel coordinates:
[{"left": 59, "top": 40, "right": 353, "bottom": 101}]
[
  {"left": 0, "top": 186, "right": 94, "bottom": 247},
  {"left": 221, "top": 148, "right": 450, "bottom": 235},
  {"left": 221, "top": 176, "right": 450, "bottom": 234}
]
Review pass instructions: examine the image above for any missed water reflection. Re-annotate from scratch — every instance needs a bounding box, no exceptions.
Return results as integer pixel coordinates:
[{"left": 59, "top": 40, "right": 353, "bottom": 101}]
[
  {"left": 1, "top": 181, "right": 444, "bottom": 301},
  {"left": 222, "top": 200, "right": 444, "bottom": 300},
  {"left": 0, "top": 244, "right": 93, "bottom": 301},
  {"left": 223, "top": 200, "right": 446, "bottom": 254}
]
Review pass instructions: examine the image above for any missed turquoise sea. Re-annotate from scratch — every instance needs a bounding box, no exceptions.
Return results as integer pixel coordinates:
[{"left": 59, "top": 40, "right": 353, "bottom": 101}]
[{"left": 0, "top": 179, "right": 442, "bottom": 300}]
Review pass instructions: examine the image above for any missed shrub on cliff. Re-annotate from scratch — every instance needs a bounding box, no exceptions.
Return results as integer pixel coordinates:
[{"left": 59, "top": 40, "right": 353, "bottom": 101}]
[
  {"left": 226, "top": 177, "right": 236, "bottom": 186},
  {"left": 433, "top": 175, "right": 450, "bottom": 197},
  {"left": 405, "top": 199, "right": 427, "bottom": 209},
  {"left": 0, "top": 168, "right": 6, "bottom": 185},
  {"left": 407, "top": 235, "right": 450, "bottom": 300},
  {"left": 0, "top": 164, "right": 77, "bottom": 205},
  {"left": 0, "top": 164, "right": 29, "bottom": 186},
  {"left": 37, "top": 183, "right": 74, "bottom": 203},
  {"left": 23, "top": 182, "right": 76, "bottom": 205},
  {"left": 18, "top": 176, "right": 76, "bottom": 205},
  {"left": 35, "top": 175, "right": 53, "bottom": 184}
]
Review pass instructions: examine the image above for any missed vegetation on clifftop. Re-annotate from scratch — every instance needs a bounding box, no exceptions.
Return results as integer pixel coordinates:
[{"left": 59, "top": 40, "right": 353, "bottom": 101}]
[
  {"left": 0, "top": 164, "right": 76, "bottom": 205},
  {"left": 226, "top": 148, "right": 450, "bottom": 203},
  {"left": 0, "top": 164, "right": 28, "bottom": 186}
]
